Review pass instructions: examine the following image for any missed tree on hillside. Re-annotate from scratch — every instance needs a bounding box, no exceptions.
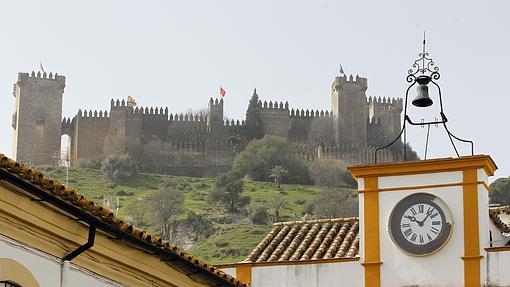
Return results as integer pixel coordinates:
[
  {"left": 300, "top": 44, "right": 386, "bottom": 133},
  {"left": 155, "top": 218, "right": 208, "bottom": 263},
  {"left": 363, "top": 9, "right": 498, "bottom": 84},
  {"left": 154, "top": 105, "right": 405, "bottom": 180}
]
[
  {"left": 208, "top": 172, "right": 250, "bottom": 213},
  {"left": 269, "top": 165, "right": 288, "bottom": 188},
  {"left": 232, "top": 135, "right": 310, "bottom": 184},
  {"left": 126, "top": 199, "right": 147, "bottom": 228},
  {"left": 147, "top": 187, "right": 184, "bottom": 241},
  {"left": 308, "top": 159, "right": 357, "bottom": 188},
  {"left": 245, "top": 89, "right": 264, "bottom": 141},
  {"left": 101, "top": 154, "right": 137, "bottom": 183},
  {"left": 268, "top": 194, "right": 286, "bottom": 223},
  {"left": 313, "top": 188, "right": 358, "bottom": 218},
  {"left": 490, "top": 177, "right": 510, "bottom": 205}
]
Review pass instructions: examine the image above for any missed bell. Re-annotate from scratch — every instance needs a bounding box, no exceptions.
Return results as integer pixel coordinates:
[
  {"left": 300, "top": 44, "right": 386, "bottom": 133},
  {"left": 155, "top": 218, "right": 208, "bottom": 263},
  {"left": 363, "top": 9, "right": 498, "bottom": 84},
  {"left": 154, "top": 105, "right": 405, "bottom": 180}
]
[{"left": 412, "top": 76, "right": 433, "bottom": 107}]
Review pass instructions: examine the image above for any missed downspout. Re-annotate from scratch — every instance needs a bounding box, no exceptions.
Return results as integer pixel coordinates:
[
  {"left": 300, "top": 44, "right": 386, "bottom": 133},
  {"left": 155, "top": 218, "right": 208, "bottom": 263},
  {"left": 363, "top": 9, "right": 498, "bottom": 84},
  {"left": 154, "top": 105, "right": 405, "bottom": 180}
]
[{"left": 61, "top": 224, "right": 96, "bottom": 287}]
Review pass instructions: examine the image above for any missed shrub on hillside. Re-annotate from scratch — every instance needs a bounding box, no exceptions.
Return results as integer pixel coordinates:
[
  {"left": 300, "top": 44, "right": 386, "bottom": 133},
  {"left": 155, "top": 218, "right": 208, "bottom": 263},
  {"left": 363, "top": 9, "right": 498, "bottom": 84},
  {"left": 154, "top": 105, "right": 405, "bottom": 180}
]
[
  {"left": 490, "top": 177, "right": 510, "bottom": 205},
  {"left": 249, "top": 204, "right": 269, "bottom": 225},
  {"left": 232, "top": 135, "right": 310, "bottom": 184},
  {"left": 313, "top": 188, "right": 358, "bottom": 218},
  {"left": 101, "top": 154, "right": 137, "bottom": 182},
  {"left": 308, "top": 159, "right": 356, "bottom": 188},
  {"left": 184, "top": 211, "right": 215, "bottom": 241}
]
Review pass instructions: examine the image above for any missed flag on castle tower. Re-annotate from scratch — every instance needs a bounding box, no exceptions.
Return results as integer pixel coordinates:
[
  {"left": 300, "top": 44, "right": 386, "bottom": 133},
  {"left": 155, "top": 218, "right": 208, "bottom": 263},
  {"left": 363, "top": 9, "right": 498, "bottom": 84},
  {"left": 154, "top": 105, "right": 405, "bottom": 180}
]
[
  {"left": 127, "top": 96, "right": 137, "bottom": 107},
  {"left": 339, "top": 63, "right": 345, "bottom": 75},
  {"left": 219, "top": 86, "right": 226, "bottom": 97}
]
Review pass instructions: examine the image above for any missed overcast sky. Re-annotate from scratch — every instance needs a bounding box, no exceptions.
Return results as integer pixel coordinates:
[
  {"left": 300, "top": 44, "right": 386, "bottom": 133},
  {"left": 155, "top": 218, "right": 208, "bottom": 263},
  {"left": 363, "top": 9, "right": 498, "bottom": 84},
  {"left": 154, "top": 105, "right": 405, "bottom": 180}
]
[{"left": 0, "top": 0, "right": 508, "bottom": 178}]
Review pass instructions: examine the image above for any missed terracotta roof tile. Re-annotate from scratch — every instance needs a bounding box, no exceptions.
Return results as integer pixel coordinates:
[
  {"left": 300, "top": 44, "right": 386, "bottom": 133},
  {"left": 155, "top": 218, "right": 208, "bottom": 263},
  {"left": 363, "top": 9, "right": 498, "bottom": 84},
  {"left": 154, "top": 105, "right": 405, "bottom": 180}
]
[
  {"left": 0, "top": 153, "right": 248, "bottom": 287},
  {"left": 490, "top": 205, "right": 510, "bottom": 233},
  {"left": 243, "top": 218, "right": 359, "bottom": 263}
]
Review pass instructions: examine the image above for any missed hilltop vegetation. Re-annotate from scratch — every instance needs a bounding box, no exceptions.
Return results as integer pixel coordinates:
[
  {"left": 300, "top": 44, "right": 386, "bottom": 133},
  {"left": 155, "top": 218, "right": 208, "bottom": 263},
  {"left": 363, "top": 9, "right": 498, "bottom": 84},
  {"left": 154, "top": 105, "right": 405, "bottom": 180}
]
[{"left": 40, "top": 166, "right": 356, "bottom": 263}]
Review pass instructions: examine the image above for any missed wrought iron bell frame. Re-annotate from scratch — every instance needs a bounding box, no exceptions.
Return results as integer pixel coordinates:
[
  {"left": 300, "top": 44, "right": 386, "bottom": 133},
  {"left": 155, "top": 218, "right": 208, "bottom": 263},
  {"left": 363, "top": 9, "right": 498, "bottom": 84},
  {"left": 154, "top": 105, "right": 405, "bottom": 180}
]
[{"left": 375, "top": 38, "right": 474, "bottom": 163}]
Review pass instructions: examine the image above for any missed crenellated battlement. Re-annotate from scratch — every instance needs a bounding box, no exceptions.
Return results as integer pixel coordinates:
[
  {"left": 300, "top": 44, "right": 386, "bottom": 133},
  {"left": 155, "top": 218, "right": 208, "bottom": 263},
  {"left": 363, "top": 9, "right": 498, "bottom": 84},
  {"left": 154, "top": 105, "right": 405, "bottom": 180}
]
[
  {"left": 224, "top": 119, "right": 245, "bottom": 127},
  {"left": 290, "top": 108, "right": 332, "bottom": 118},
  {"left": 128, "top": 106, "right": 168, "bottom": 117},
  {"left": 17, "top": 71, "right": 66, "bottom": 87},
  {"left": 258, "top": 100, "right": 289, "bottom": 111},
  {"left": 367, "top": 96, "right": 403, "bottom": 111},
  {"left": 169, "top": 113, "right": 207, "bottom": 123},
  {"left": 292, "top": 143, "right": 396, "bottom": 164},
  {"left": 331, "top": 74, "right": 368, "bottom": 91},
  {"left": 77, "top": 109, "right": 110, "bottom": 119},
  {"left": 209, "top": 97, "right": 224, "bottom": 106}
]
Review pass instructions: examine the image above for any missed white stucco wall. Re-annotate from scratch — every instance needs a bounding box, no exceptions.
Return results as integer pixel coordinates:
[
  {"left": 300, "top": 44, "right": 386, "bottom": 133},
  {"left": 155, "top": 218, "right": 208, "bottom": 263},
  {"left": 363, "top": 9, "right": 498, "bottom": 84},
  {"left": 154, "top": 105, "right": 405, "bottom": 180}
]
[
  {"left": 0, "top": 235, "right": 124, "bottom": 287},
  {"left": 251, "top": 261, "right": 362, "bottom": 287},
  {"left": 221, "top": 261, "right": 362, "bottom": 287},
  {"left": 487, "top": 249, "right": 510, "bottom": 286},
  {"left": 375, "top": 169, "right": 491, "bottom": 287}
]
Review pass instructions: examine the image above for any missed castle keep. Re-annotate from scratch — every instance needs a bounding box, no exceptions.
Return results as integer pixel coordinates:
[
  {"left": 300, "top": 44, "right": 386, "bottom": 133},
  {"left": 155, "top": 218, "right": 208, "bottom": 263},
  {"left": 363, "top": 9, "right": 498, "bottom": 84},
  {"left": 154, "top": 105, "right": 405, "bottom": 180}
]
[{"left": 12, "top": 72, "right": 402, "bottom": 175}]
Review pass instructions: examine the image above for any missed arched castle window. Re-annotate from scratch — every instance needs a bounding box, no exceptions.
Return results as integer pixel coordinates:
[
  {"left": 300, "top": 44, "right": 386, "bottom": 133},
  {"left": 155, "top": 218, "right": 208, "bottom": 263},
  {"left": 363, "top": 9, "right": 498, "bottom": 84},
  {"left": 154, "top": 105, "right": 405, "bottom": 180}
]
[
  {"left": 35, "top": 106, "right": 45, "bottom": 126},
  {"left": 35, "top": 107, "right": 45, "bottom": 138}
]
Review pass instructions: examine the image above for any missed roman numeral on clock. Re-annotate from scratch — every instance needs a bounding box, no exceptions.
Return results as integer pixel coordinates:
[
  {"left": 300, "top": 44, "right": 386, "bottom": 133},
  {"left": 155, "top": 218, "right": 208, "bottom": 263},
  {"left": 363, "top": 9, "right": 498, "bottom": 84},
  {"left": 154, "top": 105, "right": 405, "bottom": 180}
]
[
  {"left": 432, "top": 221, "right": 441, "bottom": 226},
  {"left": 404, "top": 228, "right": 413, "bottom": 237},
  {"left": 430, "top": 226, "right": 440, "bottom": 235},
  {"left": 418, "top": 204, "right": 424, "bottom": 213},
  {"left": 410, "top": 233, "right": 417, "bottom": 242},
  {"left": 402, "top": 223, "right": 411, "bottom": 228}
]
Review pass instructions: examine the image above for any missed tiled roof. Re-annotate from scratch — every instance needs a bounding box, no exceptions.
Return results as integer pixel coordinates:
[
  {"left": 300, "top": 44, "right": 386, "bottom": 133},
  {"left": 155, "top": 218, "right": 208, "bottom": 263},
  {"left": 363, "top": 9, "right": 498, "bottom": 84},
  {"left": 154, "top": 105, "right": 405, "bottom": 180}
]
[
  {"left": 243, "top": 218, "right": 359, "bottom": 263},
  {"left": 0, "top": 153, "right": 248, "bottom": 287},
  {"left": 490, "top": 205, "right": 510, "bottom": 233}
]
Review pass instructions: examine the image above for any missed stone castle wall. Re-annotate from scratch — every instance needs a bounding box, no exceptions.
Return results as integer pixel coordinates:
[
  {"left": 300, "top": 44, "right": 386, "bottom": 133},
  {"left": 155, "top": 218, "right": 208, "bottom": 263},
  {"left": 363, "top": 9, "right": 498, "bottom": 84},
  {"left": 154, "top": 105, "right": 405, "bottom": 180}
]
[{"left": 12, "top": 72, "right": 403, "bottom": 175}]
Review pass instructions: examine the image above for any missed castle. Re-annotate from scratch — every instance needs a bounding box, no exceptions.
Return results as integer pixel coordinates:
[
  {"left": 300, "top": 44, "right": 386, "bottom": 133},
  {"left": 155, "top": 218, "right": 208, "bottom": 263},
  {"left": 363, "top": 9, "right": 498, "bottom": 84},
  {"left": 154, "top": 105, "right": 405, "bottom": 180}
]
[{"left": 11, "top": 71, "right": 403, "bottom": 176}]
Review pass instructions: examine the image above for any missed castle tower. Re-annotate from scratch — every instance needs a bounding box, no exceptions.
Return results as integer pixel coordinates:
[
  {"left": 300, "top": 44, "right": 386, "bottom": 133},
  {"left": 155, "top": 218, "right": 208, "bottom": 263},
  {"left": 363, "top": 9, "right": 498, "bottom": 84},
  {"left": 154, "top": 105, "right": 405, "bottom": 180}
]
[
  {"left": 331, "top": 74, "right": 368, "bottom": 145},
  {"left": 207, "top": 97, "right": 224, "bottom": 132},
  {"left": 12, "top": 71, "right": 66, "bottom": 165}
]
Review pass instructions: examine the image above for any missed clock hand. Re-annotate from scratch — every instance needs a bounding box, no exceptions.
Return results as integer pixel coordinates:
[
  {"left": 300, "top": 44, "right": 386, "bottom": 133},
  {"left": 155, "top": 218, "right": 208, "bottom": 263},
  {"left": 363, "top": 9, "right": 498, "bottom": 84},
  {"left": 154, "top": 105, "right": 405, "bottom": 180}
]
[
  {"left": 404, "top": 215, "right": 417, "bottom": 222},
  {"left": 417, "top": 210, "right": 433, "bottom": 226}
]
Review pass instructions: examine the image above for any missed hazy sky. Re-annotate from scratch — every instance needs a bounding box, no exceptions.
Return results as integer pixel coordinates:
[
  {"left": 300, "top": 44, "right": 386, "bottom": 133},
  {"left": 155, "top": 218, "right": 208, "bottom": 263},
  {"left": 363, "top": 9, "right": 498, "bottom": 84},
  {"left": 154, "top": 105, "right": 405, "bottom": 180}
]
[{"left": 1, "top": 0, "right": 508, "bottom": 178}]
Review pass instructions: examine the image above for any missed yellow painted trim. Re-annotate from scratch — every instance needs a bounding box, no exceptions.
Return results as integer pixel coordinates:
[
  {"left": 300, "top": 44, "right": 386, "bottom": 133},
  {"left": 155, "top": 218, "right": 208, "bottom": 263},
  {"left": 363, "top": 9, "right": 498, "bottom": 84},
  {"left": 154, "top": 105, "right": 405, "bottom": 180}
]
[
  {"left": 348, "top": 155, "right": 497, "bottom": 179},
  {"left": 235, "top": 265, "right": 252, "bottom": 285},
  {"left": 0, "top": 258, "right": 40, "bottom": 287},
  {"left": 363, "top": 176, "right": 380, "bottom": 287},
  {"left": 215, "top": 257, "right": 360, "bottom": 269},
  {"left": 462, "top": 169, "right": 481, "bottom": 287},
  {"left": 359, "top": 181, "right": 490, "bottom": 194},
  {"left": 0, "top": 183, "right": 205, "bottom": 287}
]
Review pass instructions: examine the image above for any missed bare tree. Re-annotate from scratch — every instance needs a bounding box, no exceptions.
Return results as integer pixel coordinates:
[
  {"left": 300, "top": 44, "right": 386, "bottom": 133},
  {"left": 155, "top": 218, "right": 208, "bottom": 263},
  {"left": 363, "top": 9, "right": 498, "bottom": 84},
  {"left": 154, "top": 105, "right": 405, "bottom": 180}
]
[{"left": 147, "top": 187, "right": 184, "bottom": 241}]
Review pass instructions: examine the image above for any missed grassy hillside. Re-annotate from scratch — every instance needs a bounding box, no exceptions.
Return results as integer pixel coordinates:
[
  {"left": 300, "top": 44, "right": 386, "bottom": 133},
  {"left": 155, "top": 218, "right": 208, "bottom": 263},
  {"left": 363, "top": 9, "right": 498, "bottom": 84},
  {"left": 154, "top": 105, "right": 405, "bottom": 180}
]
[{"left": 39, "top": 166, "right": 354, "bottom": 263}]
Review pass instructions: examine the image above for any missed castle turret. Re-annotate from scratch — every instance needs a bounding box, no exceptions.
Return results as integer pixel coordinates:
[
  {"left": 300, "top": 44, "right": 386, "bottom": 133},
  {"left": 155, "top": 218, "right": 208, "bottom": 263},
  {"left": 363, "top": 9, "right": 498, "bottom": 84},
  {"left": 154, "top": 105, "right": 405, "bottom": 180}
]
[
  {"left": 207, "top": 97, "right": 224, "bottom": 132},
  {"left": 12, "top": 71, "right": 66, "bottom": 165},
  {"left": 331, "top": 74, "right": 368, "bottom": 145}
]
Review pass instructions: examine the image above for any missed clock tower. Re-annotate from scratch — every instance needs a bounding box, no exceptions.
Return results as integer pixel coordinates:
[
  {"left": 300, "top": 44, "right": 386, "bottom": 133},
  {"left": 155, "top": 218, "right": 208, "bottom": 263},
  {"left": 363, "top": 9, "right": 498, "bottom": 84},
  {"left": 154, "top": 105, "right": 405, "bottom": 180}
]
[{"left": 348, "top": 155, "right": 497, "bottom": 287}]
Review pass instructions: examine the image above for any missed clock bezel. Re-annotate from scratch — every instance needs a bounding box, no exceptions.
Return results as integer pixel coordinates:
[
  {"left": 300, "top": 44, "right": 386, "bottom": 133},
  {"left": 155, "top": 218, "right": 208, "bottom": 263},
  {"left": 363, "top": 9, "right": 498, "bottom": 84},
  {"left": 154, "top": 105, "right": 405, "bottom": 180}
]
[{"left": 388, "top": 193, "right": 454, "bottom": 257}]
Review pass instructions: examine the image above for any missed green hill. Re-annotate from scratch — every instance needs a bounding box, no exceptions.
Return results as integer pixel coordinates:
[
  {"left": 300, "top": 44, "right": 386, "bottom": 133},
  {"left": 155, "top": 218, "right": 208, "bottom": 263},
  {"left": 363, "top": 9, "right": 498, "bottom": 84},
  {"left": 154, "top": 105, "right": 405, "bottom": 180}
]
[{"left": 39, "top": 166, "right": 354, "bottom": 263}]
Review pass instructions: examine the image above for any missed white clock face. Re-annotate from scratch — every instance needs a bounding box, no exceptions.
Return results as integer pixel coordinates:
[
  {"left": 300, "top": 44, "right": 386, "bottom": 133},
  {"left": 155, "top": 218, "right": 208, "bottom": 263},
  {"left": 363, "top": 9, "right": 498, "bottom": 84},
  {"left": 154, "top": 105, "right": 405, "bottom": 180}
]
[
  {"left": 389, "top": 193, "right": 453, "bottom": 256},
  {"left": 400, "top": 203, "right": 443, "bottom": 245}
]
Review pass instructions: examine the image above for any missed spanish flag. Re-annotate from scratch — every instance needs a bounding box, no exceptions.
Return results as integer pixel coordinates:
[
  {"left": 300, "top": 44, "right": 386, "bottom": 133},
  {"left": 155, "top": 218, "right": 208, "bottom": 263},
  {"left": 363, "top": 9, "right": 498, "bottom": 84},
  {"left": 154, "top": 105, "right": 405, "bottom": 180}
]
[
  {"left": 220, "top": 86, "right": 226, "bottom": 97},
  {"left": 127, "top": 96, "right": 137, "bottom": 107}
]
